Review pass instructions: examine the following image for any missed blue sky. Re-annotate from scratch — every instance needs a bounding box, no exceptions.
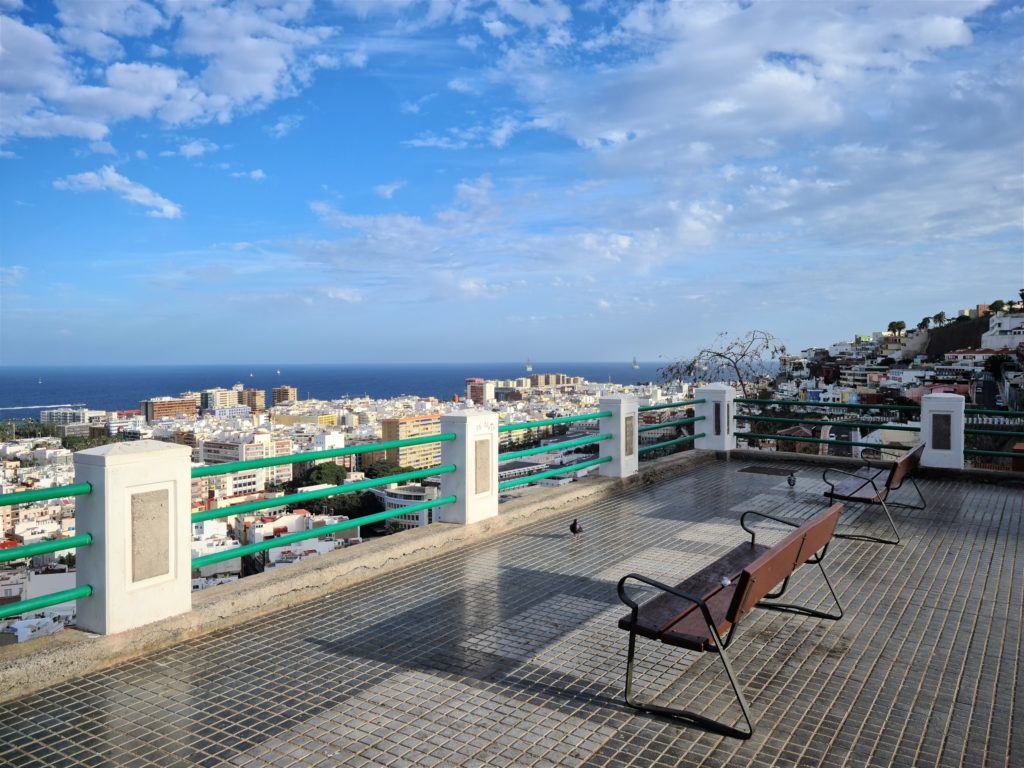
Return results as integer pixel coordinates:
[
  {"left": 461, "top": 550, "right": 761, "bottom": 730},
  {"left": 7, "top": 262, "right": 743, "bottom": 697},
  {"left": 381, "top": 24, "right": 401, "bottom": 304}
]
[{"left": 1, "top": 0, "right": 1022, "bottom": 366}]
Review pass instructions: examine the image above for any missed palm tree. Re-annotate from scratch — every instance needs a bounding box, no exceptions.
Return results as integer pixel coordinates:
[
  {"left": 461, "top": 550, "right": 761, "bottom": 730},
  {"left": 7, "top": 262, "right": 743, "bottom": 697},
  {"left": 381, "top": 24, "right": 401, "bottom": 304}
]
[
  {"left": 918, "top": 317, "right": 931, "bottom": 331},
  {"left": 933, "top": 311, "right": 947, "bottom": 326}
]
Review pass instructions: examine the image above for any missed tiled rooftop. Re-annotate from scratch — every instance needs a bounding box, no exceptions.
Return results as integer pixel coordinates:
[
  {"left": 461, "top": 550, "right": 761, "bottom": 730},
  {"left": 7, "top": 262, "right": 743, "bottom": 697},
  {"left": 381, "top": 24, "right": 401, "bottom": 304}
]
[{"left": 1, "top": 458, "right": 1021, "bottom": 767}]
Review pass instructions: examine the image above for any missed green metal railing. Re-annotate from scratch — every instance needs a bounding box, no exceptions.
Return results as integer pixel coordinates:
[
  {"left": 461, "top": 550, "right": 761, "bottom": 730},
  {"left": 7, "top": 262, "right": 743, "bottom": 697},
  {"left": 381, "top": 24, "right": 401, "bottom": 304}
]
[
  {"left": 638, "top": 399, "right": 705, "bottom": 412},
  {"left": 500, "top": 433, "right": 612, "bottom": 461},
  {"left": 0, "top": 482, "right": 92, "bottom": 507},
  {"left": 741, "top": 415, "right": 921, "bottom": 432},
  {"left": 0, "top": 534, "right": 93, "bottom": 565},
  {"left": 0, "top": 586, "right": 93, "bottom": 621},
  {"left": 498, "top": 456, "right": 612, "bottom": 490},
  {"left": 498, "top": 412, "right": 612, "bottom": 433},
  {"left": 735, "top": 432, "right": 915, "bottom": 452},
  {"left": 191, "top": 466, "right": 455, "bottom": 523},
  {"left": 0, "top": 480, "right": 95, "bottom": 620},
  {"left": 735, "top": 398, "right": 922, "bottom": 412},
  {"left": 639, "top": 433, "right": 706, "bottom": 454},
  {"left": 193, "top": 496, "right": 456, "bottom": 568},
  {"left": 191, "top": 434, "right": 456, "bottom": 478}
]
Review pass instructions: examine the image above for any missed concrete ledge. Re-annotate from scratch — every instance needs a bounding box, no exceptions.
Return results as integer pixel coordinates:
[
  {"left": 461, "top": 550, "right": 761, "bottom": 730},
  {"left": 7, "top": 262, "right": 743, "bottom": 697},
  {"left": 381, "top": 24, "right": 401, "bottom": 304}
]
[{"left": 0, "top": 449, "right": 713, "bottom": 703}]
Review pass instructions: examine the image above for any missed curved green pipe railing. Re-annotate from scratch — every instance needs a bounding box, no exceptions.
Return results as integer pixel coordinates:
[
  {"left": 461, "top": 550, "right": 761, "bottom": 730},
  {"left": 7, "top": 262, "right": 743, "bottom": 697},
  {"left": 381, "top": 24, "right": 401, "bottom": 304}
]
[
  {"left": 192, "top": 496, "right": 457, "bottom": 569},
  {"left": 0, "top": 586, "right": 93, "bottom": 621},
  {"left": 964, "top": 449, "right": 1022, "bottom": 459},
  {"left": 498, "top": 456, "right": 611, "bottom": 490},
  {"left": 964, "top": 429, "right": 1024, "bottom": 438},
  {"left": 638, "top": 399, "right": 705, "bottom": 412},
  {"left": 736, "top": 432, "right": 914, "bottom": 452},
  {"left": 736, "top": 398, "right": 922, "bottom": 412},
  {"left": 638, "top": 416, "right": 703, "bottom": 433},
  {"left": 639, "top": 433, "right": 705, "bottom": 454},
  {"left": 191, "top": 434, "right": 456, "bottom": 478},
  {"left": 739, "top": 415, "right": 921, "bottom": 432},
  {"left": 0, "top": 534, "right": 93, "bottom": 565},
  {"left": 499, "top": 412, "right": 612, "bottom": 433},
  {"left": 965, "top": 408, "right": 1024, "bottom": 417},
  {"left": 0, "top": 483, "right": 92, "bottom": 507},
  {"left": 192, "top": 466, "right": 455, "bottom": 523},
  {"left": 499, "top": 433, "right": 612, "bottom": 461}
]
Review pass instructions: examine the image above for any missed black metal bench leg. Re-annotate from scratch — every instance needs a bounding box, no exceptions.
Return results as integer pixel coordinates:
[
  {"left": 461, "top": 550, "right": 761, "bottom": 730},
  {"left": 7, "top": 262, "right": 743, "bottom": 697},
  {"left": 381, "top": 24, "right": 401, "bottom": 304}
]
[
  {"left": 758, "top": 560, "right": 844, "bottom": 621},
  {"left": 623, "top": 629, "right": 754, "bottom": 739},
  {"left": 834, "top": 497, "right": 900, "bottom": 545}
]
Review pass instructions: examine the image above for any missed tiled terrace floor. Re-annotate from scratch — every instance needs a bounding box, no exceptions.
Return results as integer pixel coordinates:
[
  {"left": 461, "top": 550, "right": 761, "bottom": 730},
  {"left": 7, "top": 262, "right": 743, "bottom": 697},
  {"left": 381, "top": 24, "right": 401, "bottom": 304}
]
[{"left": 1, "top": 459, "right": 1021, "bottom": 768}]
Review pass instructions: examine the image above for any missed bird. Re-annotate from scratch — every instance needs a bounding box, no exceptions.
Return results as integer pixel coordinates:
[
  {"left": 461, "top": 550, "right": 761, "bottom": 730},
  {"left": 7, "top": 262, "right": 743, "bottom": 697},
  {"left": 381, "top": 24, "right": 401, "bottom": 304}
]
[
  {"left": 569, "top": 518, "right": 583, "bottom": 540},
  {"left": 787, "top": 472, "right": 797, "bottom": 488}
]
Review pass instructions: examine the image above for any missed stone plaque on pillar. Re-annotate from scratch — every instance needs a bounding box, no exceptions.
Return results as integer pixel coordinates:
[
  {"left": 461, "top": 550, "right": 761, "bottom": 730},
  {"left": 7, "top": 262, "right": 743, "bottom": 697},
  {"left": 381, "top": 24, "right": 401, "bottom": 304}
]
[
  {"left": 625, "top": 415, "right": 635, "bottom": 457},
  {"left": 131, "top": 489, "right": 169, "bottom": 582},
  {"left": 474, "top": 438, "right": 492, "bottom": 495},
  {"left": 932, "top": 414, "right": 951, "bottom": 451}
]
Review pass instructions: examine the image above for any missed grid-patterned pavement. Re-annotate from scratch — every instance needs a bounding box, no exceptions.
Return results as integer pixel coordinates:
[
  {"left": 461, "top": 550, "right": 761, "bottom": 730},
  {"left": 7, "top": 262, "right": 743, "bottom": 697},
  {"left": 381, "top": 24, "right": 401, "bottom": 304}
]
[{"left": 1, "top": 460, "right": 1021, "bottom": 767}]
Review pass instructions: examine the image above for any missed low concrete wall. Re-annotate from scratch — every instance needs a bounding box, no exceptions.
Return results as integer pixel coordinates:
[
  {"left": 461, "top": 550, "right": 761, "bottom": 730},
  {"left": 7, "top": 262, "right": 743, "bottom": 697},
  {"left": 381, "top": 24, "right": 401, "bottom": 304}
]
[{"left": 0, "top": 450, "right": 713, "bottom": 703}]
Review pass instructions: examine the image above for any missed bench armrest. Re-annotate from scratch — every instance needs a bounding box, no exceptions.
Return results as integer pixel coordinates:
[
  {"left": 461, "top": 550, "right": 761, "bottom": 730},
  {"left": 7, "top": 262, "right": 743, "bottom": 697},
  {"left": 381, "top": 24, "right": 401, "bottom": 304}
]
[
  {"left": 740, "top": 509, "right": 799, "bottom": 547},
  {"left": 617, "top": 573, "right": 716, "bottom": 629},
  {"left": 822, "top": 466, "right": 882, "bottom": 492}
]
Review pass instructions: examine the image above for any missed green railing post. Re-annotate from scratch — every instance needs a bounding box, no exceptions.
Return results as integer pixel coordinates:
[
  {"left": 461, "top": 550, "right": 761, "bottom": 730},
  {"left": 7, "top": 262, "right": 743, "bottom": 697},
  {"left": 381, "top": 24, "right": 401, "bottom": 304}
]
[
  {"left": 695, "top": 384, "right": 736, "bottom": 451},
  {"left": 439, "top": 411, "right": 498, "bottom": 524},
  {"left": 598, "top": 395, "right": 639, "bottom": 477},
  {"left": 74, "top": 442, "right": 194, "bottom": 634},
  {"left": 920, "top": 393, "right": 965, "bottom": 469}
]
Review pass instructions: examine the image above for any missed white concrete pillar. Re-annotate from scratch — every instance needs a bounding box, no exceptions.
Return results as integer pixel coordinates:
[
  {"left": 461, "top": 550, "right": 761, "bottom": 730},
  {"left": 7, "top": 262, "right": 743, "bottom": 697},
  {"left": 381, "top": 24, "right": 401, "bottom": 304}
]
[
  {"left": 694, "top": 383, "right": 737, "bottom": 451},
  {"left": 74, "top": 441, "right": 193, "bottom": 635},
  {"left": 920, "top": 393, "right": 965, "bottom": 469},
  {"left": 598, "top": 396, "right": 638, "bottom": 478},
  {"left": 439, "top": 411, "right": 499, "bottom": 525}
]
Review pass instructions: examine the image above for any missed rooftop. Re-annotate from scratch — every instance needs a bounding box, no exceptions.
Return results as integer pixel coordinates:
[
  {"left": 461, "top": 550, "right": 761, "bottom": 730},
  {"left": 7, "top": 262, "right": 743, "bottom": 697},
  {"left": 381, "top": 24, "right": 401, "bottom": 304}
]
[{"left": 1, "top": 454, "right": 1020, "bottom": 767}]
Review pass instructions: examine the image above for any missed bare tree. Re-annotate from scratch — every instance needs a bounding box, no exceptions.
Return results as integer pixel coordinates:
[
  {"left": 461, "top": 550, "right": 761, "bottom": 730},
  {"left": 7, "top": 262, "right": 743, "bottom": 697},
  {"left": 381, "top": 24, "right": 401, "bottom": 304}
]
[{"left": 660, "top": 330, "right": 787, "bottom": 396}]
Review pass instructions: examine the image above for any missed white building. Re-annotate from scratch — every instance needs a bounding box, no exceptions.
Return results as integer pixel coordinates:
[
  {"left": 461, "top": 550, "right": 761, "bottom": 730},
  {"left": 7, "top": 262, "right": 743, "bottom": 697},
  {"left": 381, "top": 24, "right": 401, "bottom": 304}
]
[{"left": 981, "top": 312, "right": 1024, "bottom": 351}]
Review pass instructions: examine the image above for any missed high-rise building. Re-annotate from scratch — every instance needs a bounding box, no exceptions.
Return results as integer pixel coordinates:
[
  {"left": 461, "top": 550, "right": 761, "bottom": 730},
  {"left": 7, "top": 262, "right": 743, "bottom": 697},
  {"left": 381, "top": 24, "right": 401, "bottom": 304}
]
[
  {"left": 380, "top": 414, "right": 442, "bottom": 469},
  {"left": 200, "top": 388, "right": 236, "bottom": 410},
  {"left": 239, "top": 388, "right": 265, "bottom": 411},
  {"left": 199, "top": 432, "right": 294, "bottom": 485},
  {"left": 141, "top": 397, "right": 198, "bottom": 423},
  {"left": 272, "top": 386, "right": 298, "bottom": 405}
]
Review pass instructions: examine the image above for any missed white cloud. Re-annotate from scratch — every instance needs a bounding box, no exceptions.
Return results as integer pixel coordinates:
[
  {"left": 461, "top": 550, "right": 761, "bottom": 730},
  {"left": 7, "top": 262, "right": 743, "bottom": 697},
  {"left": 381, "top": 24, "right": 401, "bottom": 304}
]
[
  {"left": 135, "top": 149, "right": 147, "bottom": 159},
  {"left": 179, "top": 139, "right": 218, "bottom": 158},
  {"left": 55, "top": 0, "right": 167, "bottom": 62},
  {"left": 374, "top": 180, "right": 407, "bottom": 198},
  {"left": 267, "top": 114, "right": 304, "bottom": 138},
  {"left": 90, "top": 140, "right": 116, "bottom": 154},
  {"left": 345, "top": 48, "right": 369, "bottom": 68},
  {"left": 447, "top": 77, "right": 475, "bottom": 93},
  {"left": 54, "top": 165, "right": 182, "bottom": 218},
  {"left": 326, "top": 287, "right": 363, "bottom": 302},
  {"left": 232, "top": 169, "right": 266, "bottom": 180},
  {"left": 0, "top": 265, "right": 26, "bottom": 287}
]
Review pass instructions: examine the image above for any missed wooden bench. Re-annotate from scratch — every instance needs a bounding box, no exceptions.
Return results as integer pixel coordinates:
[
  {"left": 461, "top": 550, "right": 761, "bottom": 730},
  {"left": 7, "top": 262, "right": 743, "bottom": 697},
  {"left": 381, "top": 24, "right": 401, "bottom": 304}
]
[
  {"left": 616, "top": 503, "right": 844, "bottom": 739},
  {"left": 822, "top": 441, "right": 926, "bottom": 545}
]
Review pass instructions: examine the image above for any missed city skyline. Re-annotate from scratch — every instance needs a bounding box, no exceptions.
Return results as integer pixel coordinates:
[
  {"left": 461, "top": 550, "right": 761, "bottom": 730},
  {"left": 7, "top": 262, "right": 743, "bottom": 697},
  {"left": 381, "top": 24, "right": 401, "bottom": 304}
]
[{"left": 1, "top": 0, "right": 1021, "bottom": 366}]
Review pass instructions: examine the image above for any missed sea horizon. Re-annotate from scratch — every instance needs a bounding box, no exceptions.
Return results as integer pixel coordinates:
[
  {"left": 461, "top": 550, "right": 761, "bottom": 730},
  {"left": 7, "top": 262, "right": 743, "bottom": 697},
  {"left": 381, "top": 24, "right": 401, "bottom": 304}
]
[{"left": 0, "top": 361, "right": 670, "bottom": 418}]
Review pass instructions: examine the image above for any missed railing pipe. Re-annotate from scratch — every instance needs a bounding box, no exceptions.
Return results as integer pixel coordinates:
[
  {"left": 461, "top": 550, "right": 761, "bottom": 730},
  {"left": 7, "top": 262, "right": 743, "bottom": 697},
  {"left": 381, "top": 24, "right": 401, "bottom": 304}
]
[
  {"left": 735, "top": 432, "right": 913, "bottom": 451},
  {"left": 191, "top": 466, "right": 455, "bottom": 523},
  {"left": 738, "top": 415, "right": 921, "bottom": 432},
  {"left": 499, "top": 433, "right": 612, "bottom": 461},
  {"left": 191, "top": 434, "right": 456, "bottom": 478},
  {"left": 192, "top": 496, "right": 457, "bottom": 569},
  {"left": 637, "top": 399, "right": 705, "bottom": 412},
  {"left": 498, "top": 456, "right": 612, "bottom": 490},
  {"left": 964, "top": 449, "right": 1023, "bottom": 459},
  {"left": 0, "top": 586, "right": 93, "bottom": 621},
  {"left": 0, "top": 534, "right": 93, "bottom": 565},
  {"left": 638, "top": 433, "right": 705, "bottom": 453},
  {"left": 963, "top": 429, "right": 1024, "bottom": 438},
  {"left": 964, "top": 408, "right": 1024, "bottom": 417},
  {"left": 638, "top": 416, "right": 703, "bottom": 433},
  {"left": 0, "top": 483, "right": 92, "bottom": 507},
  {"left": 499, "top": 412, "right": 613, "bottom": 434},
  {"left": 735, "top": 398, "right": 921, "bottom": 412}
]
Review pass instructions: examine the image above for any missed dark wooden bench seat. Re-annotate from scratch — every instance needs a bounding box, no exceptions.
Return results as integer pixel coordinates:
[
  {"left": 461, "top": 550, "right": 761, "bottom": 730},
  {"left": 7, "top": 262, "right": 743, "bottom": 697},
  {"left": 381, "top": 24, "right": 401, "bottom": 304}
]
[
  {"left": 616, "top": 503, "right": 844, "bottom": 739},
  {"left": 823, "top": 441, "right": 926, "bottom": 544}
]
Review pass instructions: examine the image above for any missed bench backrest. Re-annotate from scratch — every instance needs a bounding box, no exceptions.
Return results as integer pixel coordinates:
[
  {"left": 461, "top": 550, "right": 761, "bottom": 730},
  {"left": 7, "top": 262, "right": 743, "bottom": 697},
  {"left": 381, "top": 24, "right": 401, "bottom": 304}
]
[
  {"left": 888, "top": 442, "right": 924, "bottom": 488},
  {"left": 726, "top": 503, "right": 843, "bottom": 624}
]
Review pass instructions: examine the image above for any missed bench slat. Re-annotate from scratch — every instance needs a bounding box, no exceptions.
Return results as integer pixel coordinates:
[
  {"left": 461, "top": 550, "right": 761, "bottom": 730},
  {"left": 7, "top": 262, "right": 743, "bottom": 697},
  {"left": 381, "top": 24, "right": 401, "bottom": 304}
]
[{"left": 616, "top": 542, "right": 767, "bottom": 641}]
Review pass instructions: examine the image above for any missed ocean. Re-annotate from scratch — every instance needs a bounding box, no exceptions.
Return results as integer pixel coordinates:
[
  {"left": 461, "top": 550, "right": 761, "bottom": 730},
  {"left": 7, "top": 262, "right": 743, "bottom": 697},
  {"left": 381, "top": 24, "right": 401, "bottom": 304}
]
[{"left": 0, "top": 362, "right": 669, "bottom": 418}]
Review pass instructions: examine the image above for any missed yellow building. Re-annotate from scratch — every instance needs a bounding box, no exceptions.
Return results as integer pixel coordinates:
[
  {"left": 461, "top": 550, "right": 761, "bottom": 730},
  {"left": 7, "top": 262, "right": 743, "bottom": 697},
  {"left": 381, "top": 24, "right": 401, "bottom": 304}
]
[{"left": 381, "top": 414, "right": 442, "bottom": 469}]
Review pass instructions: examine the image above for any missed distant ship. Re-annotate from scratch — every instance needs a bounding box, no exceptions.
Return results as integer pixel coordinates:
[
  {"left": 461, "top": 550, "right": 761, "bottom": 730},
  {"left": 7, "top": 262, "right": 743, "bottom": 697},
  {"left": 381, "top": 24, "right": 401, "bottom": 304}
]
[
  {"left": 632, "top": 357, "right": 639, "bottom": 369},
  {"left": 38, "top": 377, "right": 42, "bottom": 384},
  {"left": 526, "top": 358, "right": 532, "bottom": 372},
  {"left": 276, "top": 370, "right": 281, "bottom": 375}
]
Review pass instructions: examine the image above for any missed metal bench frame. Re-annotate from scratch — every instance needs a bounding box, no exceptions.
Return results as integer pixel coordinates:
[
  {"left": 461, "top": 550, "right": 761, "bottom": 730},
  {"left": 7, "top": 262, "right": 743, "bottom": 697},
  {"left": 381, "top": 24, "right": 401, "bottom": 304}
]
[
  {"left": 616, "top": 507, "right": 844, "bottom": 739},
  {"left": 823, "top": 442, "right": 926, "bottom": 545}
]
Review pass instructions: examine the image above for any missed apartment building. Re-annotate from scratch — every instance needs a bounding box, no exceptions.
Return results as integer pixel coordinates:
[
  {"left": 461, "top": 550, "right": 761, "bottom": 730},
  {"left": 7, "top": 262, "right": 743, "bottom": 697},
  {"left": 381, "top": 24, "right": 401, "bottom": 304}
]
[
  {"left": 199, "top": 432, "right": 294, "bottom": 485},
  {"left": 140, "top": 397, "right": 198, "bottom": 423},
  {"left": 272, "top": 386, "right": 298, "bottom": 405},
  {"left": 380, "top": 414, "right": 442, "bottom": 469}
]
